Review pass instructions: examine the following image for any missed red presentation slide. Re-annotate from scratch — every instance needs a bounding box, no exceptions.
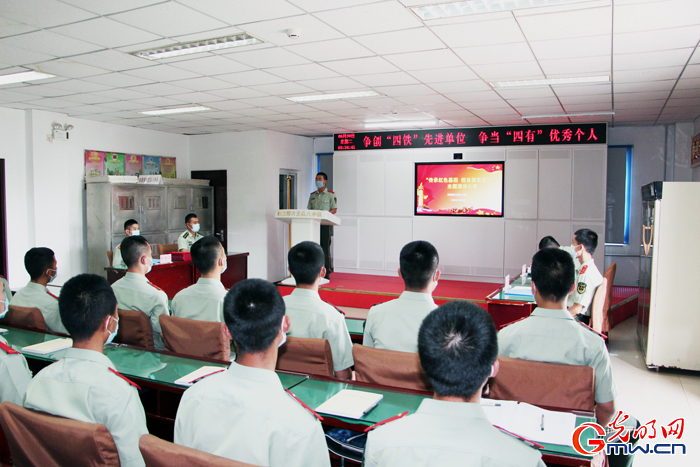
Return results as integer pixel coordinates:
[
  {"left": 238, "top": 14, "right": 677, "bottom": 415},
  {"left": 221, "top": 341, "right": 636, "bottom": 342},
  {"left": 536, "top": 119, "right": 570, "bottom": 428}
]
[{"left": 415, "top": 162, "right": 504, "bottom": 216}]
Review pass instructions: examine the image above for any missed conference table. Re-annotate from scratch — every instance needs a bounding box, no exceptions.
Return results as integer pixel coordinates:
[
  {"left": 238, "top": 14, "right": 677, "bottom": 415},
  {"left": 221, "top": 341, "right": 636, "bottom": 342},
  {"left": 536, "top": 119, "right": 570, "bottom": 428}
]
[
  {"left": 485, "top": 274, "right": 537, "bottom": 329},
  {"left": 1, "top": 324, "right": 596, "bottom": 467}
]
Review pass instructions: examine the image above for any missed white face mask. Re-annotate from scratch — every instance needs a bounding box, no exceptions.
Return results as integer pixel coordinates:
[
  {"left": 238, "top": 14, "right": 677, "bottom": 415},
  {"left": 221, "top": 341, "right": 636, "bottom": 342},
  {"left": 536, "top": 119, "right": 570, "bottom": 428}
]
[
  {"left": 130, "top": 229, "right": 140, "bottom": 236},
  {"left": 0, "top": 299, "right": 8, "bottom": 319},
  {"left": 278, "top": 322, "right": 287, "bottom": 347},
  {"left": 105, "top": 316, "right": 119, "bottom": 345},
  {"left": 191, "top": 223, "right": 201, "bottom": 233},
  {"left": 145, "top": 257, "right": 153, "bottom": 274},
  {"left": 315, "top": 180, "right": 325, "bottom": 189},
  {"left": 47, "top": 269, "right": 57, "bottom": 283}
]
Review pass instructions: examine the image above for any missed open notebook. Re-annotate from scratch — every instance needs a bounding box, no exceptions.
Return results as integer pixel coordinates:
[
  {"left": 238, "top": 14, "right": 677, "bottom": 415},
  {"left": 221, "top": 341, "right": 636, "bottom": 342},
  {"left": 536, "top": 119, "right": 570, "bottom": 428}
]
[
  {"left": 22, "top": 338, "right": 73, "bottom": 355},
  {"left": 316, "top": 389, "right": 383, "bottom": 420},
  {"left": 174, "top": 366, "right": 226, "bottom": 387}
]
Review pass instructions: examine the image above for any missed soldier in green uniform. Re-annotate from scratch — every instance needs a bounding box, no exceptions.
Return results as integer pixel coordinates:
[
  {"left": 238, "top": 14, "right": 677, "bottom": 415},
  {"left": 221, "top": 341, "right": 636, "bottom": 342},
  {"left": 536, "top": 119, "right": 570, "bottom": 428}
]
[
  {"left": 112, "top": 219, "right": 140, "bottom": 269},
  {"left": 178, "top": 213, "right": 204, "bottom": 252},
  {"left": 307, "top": 172, "right": 337, "bottom": 279}
]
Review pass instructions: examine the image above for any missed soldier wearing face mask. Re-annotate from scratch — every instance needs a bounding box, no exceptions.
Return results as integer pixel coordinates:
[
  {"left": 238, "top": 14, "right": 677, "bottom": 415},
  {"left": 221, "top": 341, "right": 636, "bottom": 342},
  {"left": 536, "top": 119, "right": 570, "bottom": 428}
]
[
  {"left": 307, "top": 172, "right": 337, "bottom": 280},
  {"left": 112, "top": 219, "right": 140, "bottom": 269},
  {"left": 11, "top": 247, "right": 67, "bottom": 334},
  {"left": 178, "top": 212, "right": 203, "bottom": 252}
]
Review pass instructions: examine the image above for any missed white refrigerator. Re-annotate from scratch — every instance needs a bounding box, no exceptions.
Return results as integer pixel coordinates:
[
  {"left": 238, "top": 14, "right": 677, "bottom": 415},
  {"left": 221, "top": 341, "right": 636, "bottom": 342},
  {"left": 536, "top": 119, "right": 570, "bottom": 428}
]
[{"left": 638, "top": 181, "right": 700, "bottom": 370}]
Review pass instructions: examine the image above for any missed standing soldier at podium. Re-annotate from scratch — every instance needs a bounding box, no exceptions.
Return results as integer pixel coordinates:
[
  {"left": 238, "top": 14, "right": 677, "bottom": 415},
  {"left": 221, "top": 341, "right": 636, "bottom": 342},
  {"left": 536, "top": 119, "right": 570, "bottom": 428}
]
[{"left": 308, "top": 172, "right": 337, "bottom": 280}]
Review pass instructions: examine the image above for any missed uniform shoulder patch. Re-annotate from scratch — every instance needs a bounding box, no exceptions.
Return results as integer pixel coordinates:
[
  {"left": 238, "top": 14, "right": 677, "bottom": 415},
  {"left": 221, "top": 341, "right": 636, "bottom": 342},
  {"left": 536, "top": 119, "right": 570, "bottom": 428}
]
[
  {"left": 363, "top": 411, "right": 409, "bottom": 433},
  {"left": 579, "top": 265, "right": 588, "bottom": 275},
  {"left": 328, "top": 190, "right": 335, "bottom": 194},
  {"left": 183, "top": 232, "right": 189, "bottom": 239},
  {"left": 109, "top": 368, "right": 142, "bottom": 389},
  {"left": 46, "top": 291, "right": 59, "bottom": 300},
  {"left": 286, "top": 389, "right": 324, "bottom": 421},
  {"left": 116, "top": 245, "right": 121, "bottom": 250},
  {"left": 577, "top": 282, "right": 587, "bottom": 294},
  {"left": 0, "top": 341, "right": 19, "bottom": 355},
  {"left": 577, "top": 321, "right": 608, "bottom": 340},
  {"left": 148, "top": 282, "right": 164, "bottom": 292}
]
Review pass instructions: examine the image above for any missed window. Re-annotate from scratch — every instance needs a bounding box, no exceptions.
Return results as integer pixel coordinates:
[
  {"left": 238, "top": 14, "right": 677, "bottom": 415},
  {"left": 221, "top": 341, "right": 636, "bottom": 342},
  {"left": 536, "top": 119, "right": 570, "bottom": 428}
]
[{"left": 606, "top": 146, "right": 632, "bottom": 244}]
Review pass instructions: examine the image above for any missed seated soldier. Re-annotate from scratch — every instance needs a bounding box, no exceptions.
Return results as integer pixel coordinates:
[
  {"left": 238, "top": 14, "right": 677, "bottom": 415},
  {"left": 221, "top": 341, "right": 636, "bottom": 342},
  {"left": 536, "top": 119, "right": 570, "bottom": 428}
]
[
  {"left": 363, "top": 241, "right": 439, "bottom": 353},
  {"left": 174, "top": 279, "right": 330, "bottom": 467},
  {"left": 538, "top": 235, "right": 560, "bottom": 249},
  {"left": 0, "top": 280, "right": 32, "bottom": 405},
  {"left": 11, "top": 247, "right": 67, "bottom": 333},
  {"left": 24, "top": 274, "right": 148, "bottom": 467},
  {"left": 171, "top": 236, "right": 228, "bottom": 322},
  {"left": 112, "top": 219, "right": 140, "bottom": 269},
  {"left": 567, "top": 229, "right": 603, "bottom": 324},
  {"left": 364, "top": 301, "right": 545, "bottom": 467},
  {"left": 498, "top": 248, "right": 617, "bottom": 426},
  {"left": 283, "top": 241, "right": 353, "bottom": 379},
  {"left": 111, "top": 236, "right": 169, "bottom": 350}
]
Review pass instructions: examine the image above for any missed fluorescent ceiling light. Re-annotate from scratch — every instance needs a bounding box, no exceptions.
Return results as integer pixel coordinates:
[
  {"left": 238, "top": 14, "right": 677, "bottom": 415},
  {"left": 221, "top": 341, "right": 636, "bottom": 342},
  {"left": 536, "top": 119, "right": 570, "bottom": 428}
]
[
  {"left": 490, "top": 75, "right": 610, "bottom": 88},
  {"left": 132, "top": 34, "right": 263, "bottom": 60},
  {"left": 364, "top": 120, "right": 439, "bottom": 129},
  {"left": 140, "top": 106, "right": 212, "bottom": 116},
  {"left": 0, "top": 70, "right": 56, "bottom": 86},
  {"left": 412, "top": 0, "right": 598, "bottom": 20},
  {"left": 522, "top": 111, "right": 615, "bottom": 119},
  {"left": 286, "top": 91, "right": 382, "bottom": 102}
]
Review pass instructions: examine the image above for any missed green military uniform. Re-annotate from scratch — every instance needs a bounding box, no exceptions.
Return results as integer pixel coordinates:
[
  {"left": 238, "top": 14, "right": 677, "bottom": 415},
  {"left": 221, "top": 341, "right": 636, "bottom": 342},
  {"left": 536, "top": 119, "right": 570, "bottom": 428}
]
[
  {"left": 363, "top": 292, "right": 437, "bottom": 353},
  {"left": 112, "top": 245, "right": 126, "bottom": 269},
  {"left": 0, "top": 336, "right": 32, "bottom": 405},
  {"left": 11, "top": 282, "right": 67, "bottom": 334},
  {"left": 24, "top": 348, "right": 149, "bottom": 467},
  {"left": 283, "top": 288, "right": 354, "bottom": 372},
  {"left": 174, "top": 362, "right": 330, "bottom": 467},
  {"left": 177, "top": 230, "right": 204, "bottom": 252},
  {"left": 111, "top": 272, "right": 170, "bottom": 350},
  {"left": 567, "top": 259, "right": 603, "bottom": 317},
  {"left": 364, "top": 399, "right": 545, "bottom": 467},
  {"left": 497, "top": 307, "right": 617, "bottom": 404},
  {"left": 308, "top": 189, "right": 337, "bottom": 276},
  {"left": 171, "top": 278, "right": 227, "bottom": 322}
]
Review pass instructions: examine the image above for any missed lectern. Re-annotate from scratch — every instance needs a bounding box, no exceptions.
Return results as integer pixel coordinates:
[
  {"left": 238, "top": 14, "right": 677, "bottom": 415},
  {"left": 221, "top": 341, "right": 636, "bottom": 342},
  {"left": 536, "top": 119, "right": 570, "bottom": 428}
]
[{"left": 275, "top": 209, "right": 341, "bottom": 286}]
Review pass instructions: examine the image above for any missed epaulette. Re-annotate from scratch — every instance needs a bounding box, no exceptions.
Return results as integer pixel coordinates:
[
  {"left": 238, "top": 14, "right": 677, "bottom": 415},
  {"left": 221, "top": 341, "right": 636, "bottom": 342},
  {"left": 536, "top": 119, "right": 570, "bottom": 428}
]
[
  {"left": 578, "top": 321, "right": 608, "bottom": 340},
  {"left": 328, "top": 190, "right": 335, "bottom": 194},
  {"left": 183, "top": 232, "right": 189, "bottom": 239},
  {"left": 329, "top": 303, "right": 345, "bottom": 316},
  {"left": 0, "top": 341, "right": 19, "bottom": 355},
  {"left": 46, "top": 291, "right": 59, "bottom": 300},
  {"left": 499, "top": 316, "right": 528, "bottom": 328},
  {"left": 495, "top": 425, "right": 544, "bottom": 450},
  {"left": 109, "top": 368, "right": 141, "bottom": 390},
  {"left": 117, "top": 245, "right": 121, "bottom": 250},
  {"left": 363, "top": 411, "right": 409, "bottom": 433},
  {"left": 148, "top": 282, "right": 164, "bottom": 292},
  {"left": 580, "top": 265, "right": 588, "bottom": 275},
  {"left": 310, "top": 191, "right": 317, "bottom": 195},
  {"left": 286, "top": 389, "right": 323, "bottom": 421},
  {"left": 0, "top": 274, "right": 6, "bottom": 279}
]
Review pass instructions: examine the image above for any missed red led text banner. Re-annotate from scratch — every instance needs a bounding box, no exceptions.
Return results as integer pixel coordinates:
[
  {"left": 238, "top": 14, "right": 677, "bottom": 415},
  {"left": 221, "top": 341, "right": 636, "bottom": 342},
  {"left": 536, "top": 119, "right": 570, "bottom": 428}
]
[{"left": 335, "top": 123, "right": 607, "bottom": 151}]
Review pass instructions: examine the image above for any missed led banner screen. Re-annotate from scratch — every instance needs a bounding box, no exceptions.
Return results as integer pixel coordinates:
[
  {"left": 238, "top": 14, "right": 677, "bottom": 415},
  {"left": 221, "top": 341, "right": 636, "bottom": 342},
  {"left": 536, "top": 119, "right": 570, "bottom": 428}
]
[{"left": 415, "top": 162, "right": 504, "bottom": 217}]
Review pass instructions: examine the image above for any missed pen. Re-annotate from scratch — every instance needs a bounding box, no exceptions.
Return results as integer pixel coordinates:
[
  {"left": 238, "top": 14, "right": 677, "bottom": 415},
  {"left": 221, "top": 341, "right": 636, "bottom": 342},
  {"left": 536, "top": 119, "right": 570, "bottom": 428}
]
[{"left": 540, "top": 414, "right": 545, "bottom": 431}]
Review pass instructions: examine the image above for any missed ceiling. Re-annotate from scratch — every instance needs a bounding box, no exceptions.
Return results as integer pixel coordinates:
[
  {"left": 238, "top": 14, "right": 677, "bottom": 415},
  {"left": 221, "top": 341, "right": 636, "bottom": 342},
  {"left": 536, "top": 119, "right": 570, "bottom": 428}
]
[{"left": 0, "top": 0, "right": 698, "bottom": 136}]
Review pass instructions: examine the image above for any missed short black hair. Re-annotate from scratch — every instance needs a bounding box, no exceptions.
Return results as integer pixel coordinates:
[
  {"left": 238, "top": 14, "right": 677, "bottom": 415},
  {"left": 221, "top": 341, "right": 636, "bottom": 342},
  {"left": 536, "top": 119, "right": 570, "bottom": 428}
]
[
  {"left": 538, "top": 236, "right": 560, "bottom": 250},
  {"left": 120, "top": 236, "right": 150, "bottom": 268},
  {"left": 316, "top": 172, "right": 328, "bottom": 181},
  {"left": 124, "top": 219, "right": 138, "bottom": 231},
  {"left": 531, "top": 248, "right": 576, "bottom": 303},
  {"left": 223, "top": 279, "right": 285, "bottom": 355},
  {"left": 191, "top": 236, "right": 223, "bottom": 274},
  {"left": 185, "top": 213, "right": 198, "bottom": 224},
  {"left": 399, "top": 241, "right": 439, "bottom": 290},
  {"left": 24, "top": 247, "right": 55, "bottom": 281},
  {"left": 574, "top": 229, "right": 598, "bottom": 254},
  {"left": 59, "top": 274, "right": 117, "bottom": 342},
  {"left": 418, "top": 301, "right": 498, "bottom": 399},
  {"left": 288, "top": 241, "right": 324, "bottom": 285}
]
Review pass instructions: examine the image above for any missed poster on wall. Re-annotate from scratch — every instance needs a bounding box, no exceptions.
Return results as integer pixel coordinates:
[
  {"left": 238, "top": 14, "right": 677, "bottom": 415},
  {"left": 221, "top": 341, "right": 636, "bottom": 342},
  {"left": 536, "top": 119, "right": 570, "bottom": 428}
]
[
  {"left": 142, "top": 156, "right": 161, "bottom": 175},
  {"left": 692, "top": 132, "right": 700, "bottom": 168},
  {"left": 125, "top": 154, "right": 143, "bottom": 176},
  {"left": 104, "top": 153, "right": 125, "bottom": 175},
  {"left": 161, "top": 157, "right": 177, "bottom": 178},
  {"left": 84, "top": 150, "right": 104, "bottom": 176}
]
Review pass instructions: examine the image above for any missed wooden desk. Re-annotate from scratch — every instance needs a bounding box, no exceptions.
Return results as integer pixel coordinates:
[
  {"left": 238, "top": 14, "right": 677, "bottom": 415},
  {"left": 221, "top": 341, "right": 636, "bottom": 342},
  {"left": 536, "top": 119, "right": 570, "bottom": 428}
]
[
  {"left": 345, "top": 318, "right": 364, "bottom": 344},
  {"left": 485, "top": 274, "right": 536, "bottom": 329},
  {"left": 106, "top": 252, "right": 249, "bottom": 299}
]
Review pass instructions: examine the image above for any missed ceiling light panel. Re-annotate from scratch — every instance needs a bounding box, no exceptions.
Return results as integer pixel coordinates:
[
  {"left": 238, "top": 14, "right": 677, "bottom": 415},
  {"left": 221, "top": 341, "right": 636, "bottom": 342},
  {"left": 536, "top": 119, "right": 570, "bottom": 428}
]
[
  {"left": 0, "top": 71, "right": 57, "bottom": 86},
  {"left": 412, "top": 0, "right": 599, "bottom": 20},
  {"left": 286, "top": 91, "right": 382, "bottom": 102},
  {"left": 490, "top": 75, "right": 609, "bottom": 88},
  {"left": 131, "top": 34, "right": 264, "bottom": 60},
  {"left": 140, "top": 106, "right": 212, "bottom": 116}
]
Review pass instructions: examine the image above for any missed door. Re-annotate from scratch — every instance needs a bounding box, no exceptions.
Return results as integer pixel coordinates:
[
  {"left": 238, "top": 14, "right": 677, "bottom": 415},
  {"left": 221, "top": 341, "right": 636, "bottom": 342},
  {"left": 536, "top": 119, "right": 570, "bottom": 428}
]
[
  {"left": 167, "top": 186, "right": 193, "bottom": 231},
  {"left": 191, "top": 170, "right": 228, "bottom": 251},
  {"left": 193, "top": 187, "right": 214, "bottom": 233}
]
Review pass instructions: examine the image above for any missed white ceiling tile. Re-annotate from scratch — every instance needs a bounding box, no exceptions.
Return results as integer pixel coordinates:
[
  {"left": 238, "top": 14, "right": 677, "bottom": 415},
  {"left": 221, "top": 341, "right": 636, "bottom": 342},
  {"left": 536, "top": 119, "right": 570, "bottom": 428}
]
[
  {"left": 454, "top": 42, "right": 535, "bottom": 66},
  {"left": 354, "top": 28, "right": 446, "bottom": 55},
  {"left": 313, "top": 2, "right": 422, "bottom": 36},
  {"left": 70, "top": 50, "right": 155, "bottom": 72},
  {"left": 99, "top": 100, "right": 152, "bottom": 111},
  {"left": 126, "top": 82, "right": 192, "bottom": 96},
  {"left": 445, "top": 90, "right": 506, "bottom": 103},
  {"left": 431, "top": 19, "right": 525, "bottom": 48},
  {"left": 442, "top": 117, "right": 489, "bottom": 126},
  {"left": 288, "top": 0, "right": 383, "bottom": 12},
  {"left": 614, "top": 0, "right": 700, "bottom": 33},
  {"left": 351, "top": 71, "right": 419, "bottom": 86},
  {"left": 0, "top": 17, "right": 39, "bottom": 38},
  {"left": 91, "top": 87, "right": 153, "bottom": 100},
  {"left": 614, "top": 99, "right": 666, "bottom": 110},
  {"left": 690, "top": 48, "right": 700, "bottom": 64},
  {"left": 285, "top": 39, "right": 374, "bottom": 62},
  {"left": 614, "top": 25, "right": 700, "bottom": 55},
  {"left": 66, "top": 104, "right": 121, "bottom": 115},
  {"left": 61, "top": 93, "right": 117, "bottom": 105},
  {"left": 470, "top": 61, "right": 544, "bottom": 81},
  {"left": 250, "top": 82, "right": 316, "bottom": 95},
  {"left": 563, "top": 103, "right": 614, "bottom": 112},
  {"left": 614, "top": 49, "right": 694, "bottom": 71},
  {"left": 430, "top": 80, "right": 492, "bottom": 94},
  {"left": 83, "top": 72, "right": 154, "bottom": 87},
  {"left": 666, "top": 97, "right": 700, "bottom": 107},
  {"left": 516, "top": 6, "right": 612, "bottom": 41},
  {"left": 167, "top": 27, "right": 246, "bottom": 44},
  {"left": 373, "top": 84, "right": 440, "bottom": 97},
  {"left": 305, "top": 101, "right": 360, "bottom": 112},
  {"left": 122, "top": 65, "right": 202, "bottom": 82},
  {"left": 530, "top": 35, "right": 610, "bottom": 61},
  {"left": 48, "top": 79, "right": 113, "bottom": 93},
  {"left": 266, "top": 64, "right": 340, "bottom": 81},
  {"left": 296, "top": 77, "right": 365, "bottom": 91},
  {"left": 674, "top": 77, "right": 700, "bottom": 89},
  {"left": 395, "top": 94, "right": 452, "bottom": 106},
  {"left": 681, "top": 64, "right": 700, "bottom": 79},
  {"left": 50, "top": 17, "right": 163, "bottom": 48},
  {"left": 31, "top": 59, "right": 112, "bottom": 78},
  {"left": 495, "top": 87, "right": 557, "bottom": 99},
  {"left": 214, "top": 70, "right": 286, "bottom": 86},
  {"left": 167, "top": 55, "right": 251, "bottom": 76},
  {"left": 166, "top": 76, "right": 233, "bottom": 91},
  {"left": 508, "top": 97, "right": 561, "bottom": 107},
  {"left": 167, "top": 92, "right": 224, "bottom": 104},
  {"left": 670, "top": 88, "right": 700, "bottom": 99},
  {"left": 206, "top": 100, "right": 254, "bottom": 111},
  {"left": 240, "top": 14, "right": 344, "bottom": 47},
  {"left": 0, "top": 44, "right": 55, "bottom": 67},
  {"left": 208, "top": 87, "right": 269, "bottom": 99},
  {"left": 222, "top": 47, "right": 310, "bottom": 68},
  {"left": 558, "top": 94, "right": 611, "bottom": 105},
  {"left": 59, "top": 0, "right": 165, "bottom": 15},
  {"left": 1, "top": 30, "right": 103, "bottom": 57},
  {"left": 613, "top": 90, "right": 670, "bottom": 101},
  {"left": 130, "top": 96, "right": 196, "bottom": 107},
  {"left": 383, "top": 49, "right": 463, "bottom": 71},
  {"left": 614, "top": 80, "right": 676, "bottom": 93},
  {"left": 0, "top": 0, "right": 96, "bottom": 28},
  {"left": 110, "top": 2, "right": 228, "bottom": 37},
  {"left": 614, "top": 67, "right": 683, "bottom": 83},
  {"left": 540, "top": 56, "right": 610, "bottom": 76},
  {"left": 551, "top": 83, "right": 611, "bottom": 96},
  {"left": 408, "top": 67, "right": 479, "bottom": 84},
  {"left": 10, "top": 84, "right": 75, "bottom": 98},
  {"left": 26, "top": 97, "right": 75, "bottom": 108},
  {"left": 264, "top": 103, "right": 316, "bottom": 114},
  {"left": 237, "top": 96, "right": 294, "bottom": 107},
  {"left": 178, "top": 0, "right": 304, "bottom": 25},
  {"left": 321, "top": 56, "right": 399, "bottom": 76},
  {"left": 0, "top": 89, "right": 42, "bottom": 102}
]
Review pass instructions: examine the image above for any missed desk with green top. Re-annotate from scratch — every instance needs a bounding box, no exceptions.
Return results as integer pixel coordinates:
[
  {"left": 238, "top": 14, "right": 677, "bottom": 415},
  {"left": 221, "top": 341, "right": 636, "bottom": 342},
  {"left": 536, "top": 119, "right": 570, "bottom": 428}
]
[
  {"left": 485, "top": 274, "right": 537, "bottom": 329},
  {"left": 2, "top": 324, "right": 594, "bottom": 466}
]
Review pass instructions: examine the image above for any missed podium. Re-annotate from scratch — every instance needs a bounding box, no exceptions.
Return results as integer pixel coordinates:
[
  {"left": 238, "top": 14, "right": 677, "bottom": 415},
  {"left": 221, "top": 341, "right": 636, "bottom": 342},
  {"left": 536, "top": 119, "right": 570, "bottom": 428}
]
[{"left": 275, "top": 209, "right": 341, "bottom": 286}]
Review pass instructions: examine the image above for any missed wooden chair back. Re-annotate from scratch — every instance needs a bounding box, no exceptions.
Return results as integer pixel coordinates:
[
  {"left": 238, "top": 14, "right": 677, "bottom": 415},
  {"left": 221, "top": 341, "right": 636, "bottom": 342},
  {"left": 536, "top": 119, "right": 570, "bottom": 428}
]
[
  {"left": 159, "top": 315, "right": 230, "bottom": 361},
  {"left": 488, "top": 356, "right": 595, "bottom": 413},
  {"left": 115, "top": 309, "right": 154, "bottom": 349},
  {"left": 0, "top": 402, "right": 120, "bottom": 467},
  {"left": 603, "top": 263, "right": 617, "bottom": 332},
  {"left": 353, "top": 344, "right": 431, "bottom": 392},
  {"left": 139, "top": 434, "right": 260, "bottom": 467},
  {"left": 156, "top": 243, "right": 178, "bottom": 257},
  {"left": 275, "top": 336, "right": 334, "bottom": 378},
  {"left": 0, "top": 306, "right": 47, "bottom": 331},
  {"left": 106, "top": 250, "right": 113, "bottom": 267},
  {"left": 589, "top": 278, "right": 609, "bottom": 336}
]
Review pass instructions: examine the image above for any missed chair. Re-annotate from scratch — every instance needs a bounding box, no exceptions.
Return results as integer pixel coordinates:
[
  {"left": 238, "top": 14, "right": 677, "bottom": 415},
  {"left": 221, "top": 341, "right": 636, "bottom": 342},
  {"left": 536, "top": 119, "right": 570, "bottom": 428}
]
[
  {"left": 603, "top": 263, "right": 617, "bottom": 332},
  {"left": 159, "top": 315, "right": 230, "bottom": 361},
  {"left": 487, "top": 356, "right": 595, "bottom": 413},
  {"left": 0, "top": 306, "right": 47, "bottom": 331},
  {"left": 589, "top": 278, "right": 609, "bottom": 336},
  {"left": 157, "top": 243, "right": 178, "bottom": 257},
  {"left": 0, "top": 402, "right": 120, "bottom": 467},
  {"left": 275, "top": 336, "right": 334, "bottom": 378},
  {"left": 139, "top": 434, "right": 260, "bottom": 467},
  {"left": 353, "top": 344, "right": 431, "bottom": 392},
  {"left": 106, "top": 250, "right": 114, "bottom": 267},
  {"left": 114, "top": 309, "right": 154, "bottom": 349}
]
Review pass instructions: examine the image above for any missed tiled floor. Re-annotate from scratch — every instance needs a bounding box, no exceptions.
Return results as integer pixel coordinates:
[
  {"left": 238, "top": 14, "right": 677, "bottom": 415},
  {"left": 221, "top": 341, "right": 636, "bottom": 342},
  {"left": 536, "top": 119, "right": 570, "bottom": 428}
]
[{"left": 608, "top": 316, "right": 699, "bottom": 465}]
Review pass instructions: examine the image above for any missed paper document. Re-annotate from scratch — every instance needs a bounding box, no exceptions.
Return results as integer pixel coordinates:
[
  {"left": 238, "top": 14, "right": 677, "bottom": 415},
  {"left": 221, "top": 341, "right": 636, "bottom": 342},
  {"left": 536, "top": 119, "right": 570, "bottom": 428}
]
[
  {"left": 174, "top": 366, "right": 226, "bottom": 387},
  {"left": 481, "top": 400, "right": 576, "bottom": 447},
  {"left": 22, "top": 338, "right": 73, "bottom": 355},
  {"left": 0, "top": 328, "right": 7, "bottom": 334},
  {"left": 315, "top": 389, "right": 383, "bottom": 419},
  {"left": 504, "top": 286, "right": 533, "bottom": 297}
]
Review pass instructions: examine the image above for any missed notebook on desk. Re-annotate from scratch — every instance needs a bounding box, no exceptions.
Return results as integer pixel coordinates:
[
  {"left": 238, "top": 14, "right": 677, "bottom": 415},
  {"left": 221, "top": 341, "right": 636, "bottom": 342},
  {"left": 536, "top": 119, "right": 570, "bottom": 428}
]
[
  {"left": 22, "top": 338, "right": 73, "bottom": 355},
  {"left": 174, "top": 366, "right": 226, "bottom": 387},
  {"left": 0, "top": 328, "right": 7, "bottom": 334},
  {"left": 481, "top": 400, "right": 576, "bottom": 446},
  {"left": 316, "top": 389, "right": 383, "bottom": 419}
]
